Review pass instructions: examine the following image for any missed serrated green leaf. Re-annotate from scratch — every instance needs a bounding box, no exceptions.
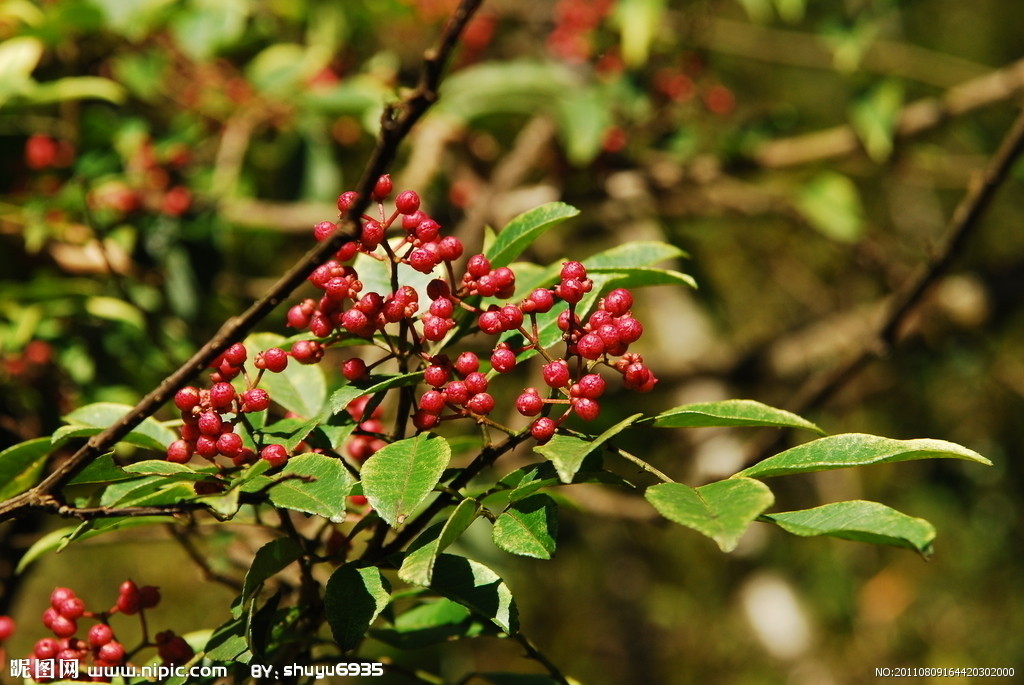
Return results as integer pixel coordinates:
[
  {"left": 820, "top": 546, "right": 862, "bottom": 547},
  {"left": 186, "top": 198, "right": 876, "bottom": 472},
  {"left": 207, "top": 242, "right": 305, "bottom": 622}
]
[
  {"left": 262, "top": 415, "right": 320, "bottom": 453},
  {"left": 361, "top": 434, "right": 451, "bottom": 527},
  {"left": 268, "top": 453, "right": 352, "bottom": 519},
  {"left": 325, "top": 564, "right": 391, "bottom": 652},
  {"left": 399, "top": 498, "right": 481, "bottom": 586},
  {"left": 651, "top": 399, "right": 824, "bottom": 434},
  {"left": 370, "top": 598, "right": 478, "bottom": 649},
  {"left": 242, "top": 538, "right": 303, "bottom": 605},
  {"left": 429, "top": 554, "right": 519, "bottom": 634},
  {"left": 60, "top": 402, "right": 177, "bottom": 449},
  {"left": 327, "top": 372, "right": 423, "bottom": 415},
  {"left": 737, "top": 433, "right": 991, "bottom": 479},
  {"left": 246, "top": 333, "right": 326, "bottom": 418},
  {"left": 0, "top": 437, "right": 51, "bottom": 499},
  {"left": 485, "top": 202, "right": 580, "bottom": 269},
  {"left": 535, "top": 414, "right": 641, "bottom": 483},
  {"left": 646, "top": 478, "right": 775, "bottom": 552},
  {"left": 762, "top": 500, "right": 936, "bottom": 555},
  {"left": 795, "top": 171, "right": 865, "bottom": 243},
  {"left": 492, "top": 494, "right": 558, "bottom": 560}
]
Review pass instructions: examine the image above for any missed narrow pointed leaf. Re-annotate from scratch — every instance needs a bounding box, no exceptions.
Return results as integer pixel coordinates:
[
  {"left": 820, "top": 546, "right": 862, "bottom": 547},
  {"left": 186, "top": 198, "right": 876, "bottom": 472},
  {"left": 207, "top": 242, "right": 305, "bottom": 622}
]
[
  {"left": 245, "top": 333, "right": 326, "bottom": 418},
  {"left": 325, "top": 564, "right": 391, "bottom": 652},
  {"left": 268, "top": 453, "right": 353, "bottom": 520},
  {"left": 589, "top": 266, "right": 697, "bottom": 290},
  {"left": 737, "top": 433, "right": 991, "bottom": 479},
  {"left": 762, "top": 500, "right": 936, "bottom": 555},
  {"left": 361, "top": 434, "right": 451, "bottom": 527},
  {"left": 645, "top": 477, "right": 774, "bottom": 552},
  {"left": 485, "top": 202, "right": 580, "bottom": 268},
  {"left": 581, "top": 241, "right": 686, "bottom": 270},
  {"left": 400, "top": 498, "right": 481, "bottom": 586},
  {"left": 328, "top": 372, "right": 423, "bottom": 415},
  {"left": 651, "top": 399, "right": 824, "bottom": 434},
  {"left": 535, "top": 414, "right": 641, "bottom": 483},
  {"left": 0, "top": 438, "right": 51, "bottom": 499},
  {"left": 429, "top": 554, "right": 519, "bottom": 634},
  {"left": 492, "top": 494, "right": 558, "bottom": 560}
]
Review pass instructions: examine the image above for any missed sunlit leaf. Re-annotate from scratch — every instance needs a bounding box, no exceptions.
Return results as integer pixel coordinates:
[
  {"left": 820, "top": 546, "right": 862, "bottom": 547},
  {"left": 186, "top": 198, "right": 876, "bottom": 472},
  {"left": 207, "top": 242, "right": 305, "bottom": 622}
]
[
  {"left": 651, "top": 399, "right": 824, "bottom": 434},
  {"left": 361, "top": 434, "right": 451, "bottom": 527},
  {"left": 492, "top": 494, "right": 558, "bottom": 560},
  {"left": 763, "top": 500, "right": 936, "bottom": 555},
  {"left": 646, "top": 478, "right": 775, "bottom": 552}
]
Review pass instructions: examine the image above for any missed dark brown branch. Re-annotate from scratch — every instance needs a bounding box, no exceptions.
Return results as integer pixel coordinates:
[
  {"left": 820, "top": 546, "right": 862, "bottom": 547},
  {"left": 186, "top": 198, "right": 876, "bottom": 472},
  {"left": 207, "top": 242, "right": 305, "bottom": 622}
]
[
  {"left": 0, "top": 0, "right": 484, "bottom": 524},
  {"left": 747, "top": 106, "right": 1024, "bottom": 464}
]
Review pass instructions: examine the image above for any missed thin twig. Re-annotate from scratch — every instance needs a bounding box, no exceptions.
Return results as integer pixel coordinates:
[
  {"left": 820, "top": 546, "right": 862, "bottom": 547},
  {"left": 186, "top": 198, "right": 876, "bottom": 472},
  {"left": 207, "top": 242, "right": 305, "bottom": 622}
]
[{"left": 511, "top": 632, "right": 571, "bottom": 685}]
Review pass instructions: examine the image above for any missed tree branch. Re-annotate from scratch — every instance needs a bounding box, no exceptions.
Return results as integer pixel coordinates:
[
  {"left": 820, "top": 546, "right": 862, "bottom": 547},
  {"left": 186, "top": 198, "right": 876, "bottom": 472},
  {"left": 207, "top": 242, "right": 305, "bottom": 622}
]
[{"left": 0, "top": 0, "right": 485, "bottom": 524}]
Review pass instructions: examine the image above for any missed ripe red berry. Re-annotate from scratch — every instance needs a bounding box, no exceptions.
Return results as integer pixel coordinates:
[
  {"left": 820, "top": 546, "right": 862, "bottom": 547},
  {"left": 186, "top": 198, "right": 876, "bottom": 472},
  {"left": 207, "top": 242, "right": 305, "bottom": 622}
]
[
  {"left": 314, "top": 221, "right": 336, "bottom": 241},
  {"left": 516, "top": 389, "right": 544, "bottom": 416},
  {"left": 173, "top": 386, "right": 201, "bottom": 411},
  {"left": 35, "top": 637, "right": 60, "bottom": 659},
  {"left": 464, "top": 371, "right": 489, "bottom": 395},
  {"left": 412, "top": 410, "right": 441, "bottom": 430},
  {"left": 423, "top": 315, "right": 454, "bottom": 341},
  {"left": 577, "top": 332, "right": 605, "bottom": 360},
  {"left": 467, "top": 254, "right": 491, "bottom": 278},
  {"left": 256, "top": 347, "right": 288, "bottom": 373},
  {"left": 291, "top": 340, "right": 324, "bottom": 364},
  {"left": 467, "top": 392, "right": 495, "bottom": 414},
  {"left": 615, "top": 317, "right": 643, "bottom": 343},
  {"left": 337, "top": 191, "right": 359, "bottom": 213},
  {"left": 572, "top": 397, "right": 601, "bottom": 421},
  {"left": 139, "top": 586, "right": 161, "bottom": 609},
  {"left": 429, "top": 297, "right": 455, "bottom": 318},
  {"left": 409, "top": 248, "right": 440, "bottom": 274},
  {"left": 50, "top": 615, "right": 76, "bottom": 638},
  {"left": 530, "top": 417, "right": 557, "bottom": 443},
  {"left": 216, "top": 432, "right": 243, "bottom": 457},
  {"left": 556, "top": 278, "right": 587, "bottom": 304},
  {"left": 195, "top": 435, "right": 219, "bottom": 459},
  {"left": 437, "top": 236, "right": 464, "bottom": 261},
  {"left": 58, "top": 597, "right": 85, "bottom": 620},
  {"left": 224, "top": 342, "right": 247, "bottom": 366},
  {"left": 343, "top": 358, "right": 369, "bottom": 381},
  {"left": 560, "top": 261, "right": 587, "bottom": 281},
  {"left": 395, "top": 190, "right": 421, "bottom": 215},
  {"left": 167, "top": 438, "right": 193, "bottom": 463},
  {"left": 478, "top": 310, "right": 504, "bottom": 335},
  {"left": 88, "top": 623, "right": 114, "bottom": 648},
  {"left": 50, "top": 587, "right": 76, "bottom": 609},
  {"left": 498, "top": 305, "right": 524, "bottom": 331},
  {"left": 443, "top": 381, "right": 470, "bottom": 405},
  {"left": 0, "top": 615, "right": 14, "bottom": 642},
  {"left": 209, "top": 382, "right": 236, "bottom": 410},
  {"left": 542, "top": 360, "right": 571, "bottom": 388},
  {"left": 424, "top": 364, "right": 450, "bottom": 387},
  {"left": 454, "top": 352, "right": 480, "bottom": 376},
  {"left": 98, "top": 640, "right": 126, "bottom": 663},
  {"left": 197, "top": 411, "right": 223, "bottom": 436},
  {"left": 575, "top": 373, "right": 606, "bottom": 399},
  {"left": 261, "top": 444, "right": 289, "bottom": 468},
  {"left": 241, "top": 388, "right": 271, "bottom": 413},
  {"left": 372, "top": 174, "right": 393, "bottom": 201},
  {"left": 490, "top": 346, "right": 517, "bottom": 373},
  {"left": 557, "top": 309, "right": 580, "bottom": 331},
  {"left": 419, "top": 390, "right": 446, "bottom": 414},
  {"left": 361, "top": 219, "right": 386, "bottom": 248},
  {"left": 156, "top": 631, "right": 195, "bottom": 666},
  {"left": 602, "top": 288, "right": 633, "bottom": 316}
]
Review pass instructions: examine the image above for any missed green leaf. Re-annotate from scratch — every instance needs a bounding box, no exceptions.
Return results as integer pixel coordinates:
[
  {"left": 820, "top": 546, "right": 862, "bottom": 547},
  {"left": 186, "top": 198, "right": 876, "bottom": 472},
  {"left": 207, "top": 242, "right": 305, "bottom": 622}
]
[
  {"left": 849, "top": 79, "right": 904, "bottom": 163},
  {"left": 59, "top": 402, "right": 177, "bottom": 449},
  {"left": 581, "top": 241, "right": 686, "bottom": 270},
  {"left": 762, "top": 500, "right": 936, "bottom": 555},
  {"left": 589, "top": 266, "right": 697, "bottom": 290},
  {"left": 18, "top": 518, "right": 169, "bottom": 572},
  {"left": 651, "top": 399, "right": 824, "bottom": 434},
  {"left": 429, "top": 554, "right": 519, "bottom": 634},
  {"left": 0, "top": 36, "right": 43, "bottom": 107},
  {"left": 645, "top": 478, "right": 775, "bottom": 552},
  {"left": 370, "top": 598, "right": 479, "bottom": 649},
  {"left": 246, "top": 333, "right": 326, "bottom": 418},
  {"left": 361, "top": 434, "right": 451, "bottom": 528},
  {"left": 399, "top": 498, "right": 481, "bottom": 586},
  {"left": 268, "top": 453, "right": 352, "bottom": 520},
  {"left": 437, "top": 61, "right": 578, "bottom": 122},
  {"left": 485, "top": 203, "right": 580, "bottom": 269},
  {"left": 613, "top": 0, "right": 667, "bottom": 67},
  {"left": 0, "top": 437, "right": 51, "bottom": 499},
  {"left": 325, "top": 564, "right": 391, "bottom": 652},
  {"left": 535, "top": 414, "right": 642, "bottom": 483},
  {"left": 122, "top": 460, "right": 213, "bottom": 481},
  {"left": 23, "top": 76, "right": 126, "bottom": 105},
  {"left": 795, "top": 171, "right": 865, "bottom": 243},
  {"left": 66, "top": 453, "right": 132, "bottom": 485},
  {"left": 737, "top": 433, "right": 992, "bottom": 479},
  {"left": 492, "top": 494, "right": 558, "bottom": 560},
  {"left": 327, "top": 372, "right": 423, "bottom": 415},
  {"left": 553, "top": 84, "right": 611, "bottom": 165},
  {"left": 241, "top": 538, "right": 303, "bottom": 606}
]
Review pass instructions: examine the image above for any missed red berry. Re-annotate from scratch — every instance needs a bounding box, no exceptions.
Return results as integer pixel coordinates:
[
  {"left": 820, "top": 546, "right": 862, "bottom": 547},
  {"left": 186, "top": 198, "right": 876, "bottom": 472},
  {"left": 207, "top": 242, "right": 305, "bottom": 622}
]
[
  {"left": 0, "top": 615, "right": 14, "bottom": 642},
  {"left": 478, "top": 310, "right": 504, "bottom": 335},
  {"left": 557, "top": 309, "right": 580, "bottom": 331},
  {"left": 498, "top": 305, "right": 524, "bottom": 331},
  {"left": 372, "top": 174, "right": 393, "bottom": 201},
  {"left": 241, "top": 388, "right": 271, "bottom": 413},
  {"left": 337, "top": 191, "right": 359, "bottom": 213},
  {"left": 556, "top": 278, "right": 586, "bottom": 304},
  {"left": 361, "top": 219, "right": 386, "bottom": 248},
  {"left": 50, "top": 615, "right": 77, "bottom": 638},
  {"left": 530, "top": 417, "right": 557, "bottom": 443},
  {"left": 224, "top": 342, "right": 247, "bottom": 366},
  {"left": 437, "top": 236, "right": 463, "bottom": 261},
  {"left": 443, "top": 381, "right": 470, "bottom": 405},
  {"left": 195, "top": 435, "right": 219, "bottom": 459},
  {"left": 50, "top": 587, "right": 77, "bottom": 609},
  {"left": 256, "top": 347, "right": 288, "bottom": 373},
  {"left": 25, "top": 134, "right": 58, "bottom": 169},
  {"left": 615, "top": 317, "right": 643, "bottom": 343},
  {"left": 467, "top": 254, "right": 491, "bottom": 278},
  {"left": 525, "top": 288, "right": 555, "bottom": 313},
  {"left": 58, "top": 597, "right": 85, "bottom": 620},
  {"left": 572, "top": 397, "right": 601, "bottom": 421},
  {"left": 139, "top": 586, "right": 160, "bottom": 609},
  {"left": 291, "top": 340, "right": 324, "bottom": 364},
  {"left": 429, "top": 297, "right": 455, "bottom": 318},
  {"left": 423, "top": 315, "right": 454, "bottom": 341},
  {"left": 424, "top": 364, "right": 450, "bottom": 387},
  {"left": 409, "top": 248, "right": 440, "bottom": 274},
  {"left": 87, "top": 623, "right": 114, "bottom": 648},
  {"left": 98, "top": 640, "right": 126, "bottom": 663},
  {"left": 426, "top": 279, "right": 450, "bottom": 300},
  {"left": 216, "top": 432, "right": 243, "bottom": 457},
  {"left": 491, "top": 267, "right": 515, "bottom": 290},
  {"left": 156, "top": 631, "right": 195, "bottom": 666},
  {"left": 560, "top": 261, "right": 587, "bottom": 281},
  {"left": 516, "top": 390, "right": 544, "bottom": 416},
  {"left": 314, "top": 221, "right": 336, "bottom": 242},
  {"left": 467, "top": 392, "right": 495, "bottom": 414},
  {"left": 603, "top": 288, "right": 633, "bottom": 316},
  {"left": 490, "top": 346, "right": 517, "bottom": 373},
  {"left": 542, "top": 360, "right": 571, "bottom": 388},
  {"left": 419, "top": 390, "right": 446, "bottom": 414},
  {"left": 35, "top": 637, "right": 60, "bottom": 659},
  {"left": 232, "top": 448, "right": 258, "bottom": 467},
  {"left": 167, "top": 439, "right": 194, "bottom": 464},
  {"left": 577, "top": 332, "right": 605, "bottom": 360},
  {"left": 197, "top": 411, "right": 223, "bottom": 436},
  {"left": 261, "top": 444, "right": 289, "bottom": 468},
  {"left": 173, "top": 386, "right": 201, "bottom": 411},
  {"left": 343, "top": 358, "right": 369, "bottom": 381},
  {"left": 413, "top": 410, "right": 441, "bottom": 430},
  {"left": 209, "top": 382, "right": 236, "bottom": 410},
  {"left": 455, "top": 352, "right": 480, "bottom": 376},
  {"left": 464, "top": 371, "right": 489, "bottom": 395},
  {"left": 575, "top": 373, "right": 606, "bottom": 399},
  {"left": 395, "top": 190, "right": 421, "bottom": 214}
]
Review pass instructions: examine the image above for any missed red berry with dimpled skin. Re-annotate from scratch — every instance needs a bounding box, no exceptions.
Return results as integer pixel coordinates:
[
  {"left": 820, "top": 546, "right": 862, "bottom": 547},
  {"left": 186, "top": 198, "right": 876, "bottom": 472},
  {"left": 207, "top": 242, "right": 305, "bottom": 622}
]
[
  {"left": 195, "top": 435, "right": 218, "bottom": 459},
  {"left": 478, "top": 310, "right": 503, "bottom": 335},
  {"left": 58, "top": 597, "right": 85, "bottom": 620},
  {"left": 50, "top": 588, "right": 76, "bottom": 609},
  {"left": 516, "top": 390, "right": 544, "bottom": 416},
  {"left": 413, "top": 410, "right": 441, "bottom": 430},
  {"left": 415, "top": 219, "right": 440, "bottom": 242},
  {"left": 438, "top": 236, "right": 463, "bottom": 261},
  {"left": 522, "top": 288, "right": 554, "bottom": 314},
  {"left": 88, "top": 623, "right": 113, "bottom": 648},
  {"left": 209, "top": 382, "right": 236, "bottom": 410},
  {"left": 490, "top": 346, "right": 517, "bottom": 373},
  {"left": 560, "top": 261, "right": 587, "bottom": 281},
  {"left": 0, "top": 615, "right": 14, "bottom": 642},
  {"left": 224, "top": 342, "right": 247, "bottom": 366},
  {"left": 467, "top": 254, "right": 490, "bottom": 278},
  {"left": 50, "top": 615, "right": 77, "bottom": 638},
  {"left": 443, "top": 381, "right": 469, "bottom": 405},
  {"left": 498, "top": 305, "right": 524, "bottom": 331},
  {"left": 343, "top": 358, "right": 369, "bottom": 382},
  {"left": 530, "top": 417, "right": 557, "bottom": 443},
  {"left": 241, "top": 388, "right": 270, "bottom": 413},
  {"left": 464, "top": 372, "right": 488, "bottom": 395},
  {"left": 572, "top": 397, "right": 601, "bottom": 421},
  {"left": 576, "top": 374, "right": 606, "bottom": 399},
  {"left": 602, "top": 288, "right": 633, "bottom": 316},
  {"left": 167, "top": 440, "right": 193, "bottom": 463},
  {"left": 395, "top": 190, "right": 421, "bottom": 215},
  {"left": 577, "top": 332, "right": 605, "bottom": 360},
  {"left": 556, "top": 278, "right": 586, "bottom": 304},
  {"left": 216, "top": 432, "right": 243, "bottom": 457},
  {"left": 337, "top": 191, "right": 359, "bottom": 213},
  {"left": 372, "top": 174, "right": 393, "bottom": 201},
  {"left": 156, "top": 631, "right": 195, "bottom": 666},
  {"left": 542, "top": 360, "right": 571, "bottom": 388},
  {"left": 454, "top": 352, "right": 479, "bottom": 376},
  {"left": 467, "top": 392, "right": 495, "bottom": 414},
  {"left": 423, "top": 316, "right": 454, "bottom": 341},
  {"left": 424, "top": 364, "right": 450, "bottom": 387},
  {"left": 197, "top": 412, "right": 223, "bottom": 436},
  {"left": 232, "top": 447, "right": 257, "bottom": 467},
  {"left": 174, "top": 386, "right": 200, "bottom": 411},
  {"left": 291, "top": 340, "right": 324, "bottom": 364},
  {"left": 261, "top": 444, "right": 289, "bottom": 468},
  {"left": 557, "top": 309, "right": 580, "bottom": 331},
  {"left": 419, "top": 390, "right": 447, "bottom": 414},
  {"left": 615, "top": 317, "right": 643, "bottom": 343},
  {"left": 257, "top": 348, "right": 288, "bottom": 373},
  {"left": 429, "top": 297, "right": 454, "bottom": 318},
  {"left": 35, "top": 637, "right": 59, "bottom": 659},
  {"left": 361, "top": 220, "right": 385, "bottom": 248},
  {"left": 314, "top": 220, "right": 336, "bottom": 242},
  {"left": 409, "top": 248, "right": 439, "bottom": 274},
  {"left": 98, "top": 640, "right": 126, "bottom": 663}
]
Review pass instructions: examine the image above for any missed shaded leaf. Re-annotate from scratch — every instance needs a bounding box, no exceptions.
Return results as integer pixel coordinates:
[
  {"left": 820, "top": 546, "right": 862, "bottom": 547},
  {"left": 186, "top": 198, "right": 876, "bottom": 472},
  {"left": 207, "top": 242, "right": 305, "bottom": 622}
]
[
  {"left": 492, "top": 494, "right": 558, "bottom": 560},
  {"left": 66, "top": 453, "right": 132, "bottom": 485},
  {"left": 327, "top": 372, "right": 423, "bottom": 415},
  {"left": 795, "top": 171, "right": 865, "bottom": 243},
  {"left": 246, "top": 333, "right": 326, "bottom": 418},
  {"left": 242, "top": 538, "right": 303, "bottom": 605},
  {"left": 737, "top": 433, "right": 991, "bottom": 479},
  {"left": 268, "top": 453, "right": 352, "bottom": 520},
  {"left": 399, "top": 498, "right": 481, "bottom": 586},
  {"left": 361, "top": 434, "right": 451, "bottom": 527},
  {"left": 325, "top": 564, "right": 391, "bottom": 652},
  {"left": 590, "top": 266, "right": 697, "bottom": 290},
  {"left": 763, "top": 500, "right": 936, "bottom": 555},
  {"left": 0, "top": 437, "right": 51, "bottom": 500},
  {"left": 646, "top": 478, "right": 775, "bottom": 552},
  {"left": 651, "top": 399, "right": 824, "bottom": 434},
  {"left": 849, "top": 79, "right": 904, "bottom": 162},
  {"left": 430, "top": 554, "right": 519, "bottom": 634},
  {"left": 371, "top": 598, "right": 480, "bottom": 649}
]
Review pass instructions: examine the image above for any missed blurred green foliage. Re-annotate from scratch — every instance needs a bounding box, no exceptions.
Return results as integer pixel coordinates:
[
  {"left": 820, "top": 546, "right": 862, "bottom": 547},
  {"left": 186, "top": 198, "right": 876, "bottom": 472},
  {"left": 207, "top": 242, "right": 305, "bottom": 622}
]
[{"left": 2, "top": 0, "right": 1023, "bottom": 682}]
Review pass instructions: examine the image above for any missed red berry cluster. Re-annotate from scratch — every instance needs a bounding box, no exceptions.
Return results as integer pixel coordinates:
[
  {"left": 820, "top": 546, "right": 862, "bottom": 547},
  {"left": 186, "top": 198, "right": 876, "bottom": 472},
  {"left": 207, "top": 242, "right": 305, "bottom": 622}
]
[{"left": 12, "top": 581, "right": 189, "bottom": 683}]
